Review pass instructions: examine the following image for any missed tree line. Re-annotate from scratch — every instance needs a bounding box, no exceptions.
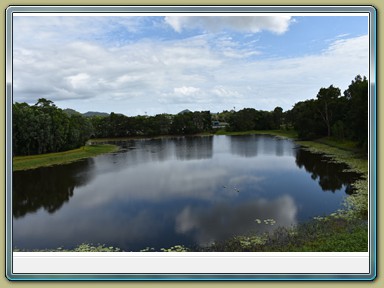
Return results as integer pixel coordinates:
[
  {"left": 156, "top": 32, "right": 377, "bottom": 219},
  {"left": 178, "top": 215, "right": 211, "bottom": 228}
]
[
  {"left": 221, "top": 106, "right": 283, "bottom": 131},
  {"left": 213, "top": 75, "right": 368, "bottom": 150},
  {"left": 12, "top": 101, "right": 213, "bottom": 156},
  {"left": 13, "top": 98, "right": 92, "bottom": 156},
  {"left": 90, "top": 110, "right": 211, "bottom": 138},
  {"left": 12, "top": 75, "right": 368, "bottom": 156},
  {"left": 285, "top": 75, "right": 368, "bottom": 149}
]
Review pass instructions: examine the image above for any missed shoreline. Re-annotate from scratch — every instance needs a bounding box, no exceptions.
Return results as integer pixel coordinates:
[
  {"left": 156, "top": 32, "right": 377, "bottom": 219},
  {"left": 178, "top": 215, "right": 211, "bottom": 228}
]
[
  {"left": 13, "top": 144, "right": 118, "bottom": 171},
  {"left": 87, "top": 129, "right": 298, "bottom": 142},
  {"left": 12, "top": 130, "right": 369, "bottom": 252}
]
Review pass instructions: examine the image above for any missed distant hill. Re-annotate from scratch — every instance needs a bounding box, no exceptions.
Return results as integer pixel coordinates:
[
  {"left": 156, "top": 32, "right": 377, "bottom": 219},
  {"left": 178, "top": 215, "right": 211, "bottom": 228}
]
[
  {"left": 178, "top": 109, "right": 192, "bottom": 114},
  {"left": 83, "top": 111, "right": 109, "bottom": 117},
  {"left": 63, "top": 108, "right": 81, "bottom": 115},
  {"left": 63, "top": 109, "right": 109, "bottom": 117}
]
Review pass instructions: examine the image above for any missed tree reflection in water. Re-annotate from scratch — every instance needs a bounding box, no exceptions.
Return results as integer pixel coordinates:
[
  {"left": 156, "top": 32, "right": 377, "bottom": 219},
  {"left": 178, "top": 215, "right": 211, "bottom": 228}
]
[
  {"left": 12, "top": 136, "right": 363, "bottom": 251},
  {"left": 295, "top": 148, "right": 361, "bottom": 194},
  {"left": 13, "top": 158, "right": 95, "bottom": 218}
]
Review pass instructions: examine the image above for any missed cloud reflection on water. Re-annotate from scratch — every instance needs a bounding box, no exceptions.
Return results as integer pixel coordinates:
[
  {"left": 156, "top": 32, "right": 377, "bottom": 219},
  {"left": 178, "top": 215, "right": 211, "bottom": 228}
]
[
  {"left": 175, "top": 195, "right": 298, "bottom": 247},
  {"left": 12, "top": 135, "right": 355, "bottom": 251}
]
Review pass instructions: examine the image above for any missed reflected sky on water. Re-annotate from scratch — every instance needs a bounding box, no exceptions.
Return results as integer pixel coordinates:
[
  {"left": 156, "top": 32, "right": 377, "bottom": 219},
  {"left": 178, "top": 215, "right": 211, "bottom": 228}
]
[{"left": 13, "top": 135, "right": 360, "bottom": 251}]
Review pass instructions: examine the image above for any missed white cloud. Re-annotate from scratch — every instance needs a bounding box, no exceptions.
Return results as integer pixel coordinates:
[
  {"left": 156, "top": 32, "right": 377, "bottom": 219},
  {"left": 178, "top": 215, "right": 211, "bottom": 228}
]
[
  {"left": 213, "top": 35, "right": 262, "bottom": 59},
  {"left": 208, "top": 34, "right": 369, "bottom": 110},
  {"left": 174, "top": 86, "right": 201, "bottom": 96},
  {"left": 211, "top": 86, "right": 242, "bottom": 99},
  {"left": 66, "top": 73, "right": 90, "bottom": 89},
  {"left": 12, "top": 15, "right": 369, "bottom": 115},
  {"left": 165, "top": 16, "right": 293, "bottom": 34}
]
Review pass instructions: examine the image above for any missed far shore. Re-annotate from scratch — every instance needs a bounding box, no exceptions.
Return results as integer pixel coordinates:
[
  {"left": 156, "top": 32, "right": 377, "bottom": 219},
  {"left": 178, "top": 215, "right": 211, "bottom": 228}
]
[{"left": 13, "top": 130, "right": 366, "bottom": 173}]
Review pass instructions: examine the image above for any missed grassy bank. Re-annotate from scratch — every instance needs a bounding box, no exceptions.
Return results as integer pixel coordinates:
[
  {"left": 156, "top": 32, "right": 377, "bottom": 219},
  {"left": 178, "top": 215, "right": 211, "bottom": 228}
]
[
  {"left": 13, "top": 144, "right": 118, "bottom": 171},
  {"left": 204, "top": 217, "right": 368, "bottom": 252}
]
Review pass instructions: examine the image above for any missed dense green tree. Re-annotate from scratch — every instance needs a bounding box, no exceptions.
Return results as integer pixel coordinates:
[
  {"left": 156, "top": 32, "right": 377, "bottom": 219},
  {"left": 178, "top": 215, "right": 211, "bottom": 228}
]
[
  {"left": 344, "top": 75, "right": 369, "bottom": 148},
  {"left": 215, "top": 110, "right": 233, "bottom": 123},
  {"left": 150, "top": 114, "right": 172, "bottom": 135},
  {"left": 192, "top": 111, "right": 212, "bottom": 132},
  {"left": 283, "top": 109, "right": 294, "bottom": 128},
  {"left": 108, "top": 113, "right": 129, "bottom": 137},
  {"left": 256, "top": 110, "right": 274, "bottom": 130},
  {"left": 228, "top": 108, "right": 275, "bottom": 131},
  {"left": 89, "top": 116, "right": 109, "bottom": 138},
  {"left": 13, "top": 99, "right": 93, "bottom": 156},
  {"left": 13, "top": 102, "right": 36, "bottom": 155},
  {"left": 316, "top": 85, "right": 341, "bottom": 137},
  {"left": 66, "top": 113, "right": 93, "bottom": 149},
  {"left": 272, "top": 107, "right": 283, "bottom": 129},
  {"left": 228, "top": 108, "right": 258, "bottom": 131},
  {"left": 170, "top": 111, "right": 211, "bottom": 135},
  {"left": 287, "top": 75, "right": 368, "bottom": 145},
  {"left": 291, "top": 99, "right": 326, "bottom": 139}
]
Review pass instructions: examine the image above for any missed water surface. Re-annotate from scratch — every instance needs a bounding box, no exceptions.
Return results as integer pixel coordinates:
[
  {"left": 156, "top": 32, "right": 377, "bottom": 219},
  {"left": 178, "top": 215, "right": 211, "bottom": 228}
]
[{"left": 13, "top": 135, "right": 358, "bottom": 251}]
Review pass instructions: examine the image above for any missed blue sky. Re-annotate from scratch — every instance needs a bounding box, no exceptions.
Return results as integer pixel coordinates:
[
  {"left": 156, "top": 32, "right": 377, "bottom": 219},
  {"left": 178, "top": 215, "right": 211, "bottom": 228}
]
[{"left": 12, "top": 14, "right": 369, "bottom": 115}]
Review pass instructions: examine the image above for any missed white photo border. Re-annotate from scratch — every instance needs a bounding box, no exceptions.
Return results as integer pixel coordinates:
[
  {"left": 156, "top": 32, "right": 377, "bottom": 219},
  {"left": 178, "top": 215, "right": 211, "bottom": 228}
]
[{"left": 5, "top": 5, "right": 377, "bottom": 281}]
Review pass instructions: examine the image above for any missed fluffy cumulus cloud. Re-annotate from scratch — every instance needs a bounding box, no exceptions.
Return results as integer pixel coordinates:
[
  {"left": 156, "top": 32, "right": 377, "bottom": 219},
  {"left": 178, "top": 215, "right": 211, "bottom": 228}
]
[
  {"left": 11, "top": 15, "right": 369, "bottom": 115},
  {"left": 165, "top": 16, "right": 292, "bottom": 34},
  {"left": 174, "top": 86, "right": 200, "bottom": 96}
]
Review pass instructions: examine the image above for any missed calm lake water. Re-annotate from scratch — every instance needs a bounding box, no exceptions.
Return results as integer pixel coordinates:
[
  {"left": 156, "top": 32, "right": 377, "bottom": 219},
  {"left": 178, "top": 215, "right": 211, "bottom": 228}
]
[{"left": 13, "top": 135, "right": 359, "bottom": 251}]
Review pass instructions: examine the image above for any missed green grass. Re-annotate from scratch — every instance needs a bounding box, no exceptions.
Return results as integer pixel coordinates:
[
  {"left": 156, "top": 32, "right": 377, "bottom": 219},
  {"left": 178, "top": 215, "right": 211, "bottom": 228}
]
[
  {"left": 204, "top": 217, "right": 368, "bottom": 252},
  {"left": 314, "top": 137, "right": 362, "bottom": 152},
  {"left": 297, "top": 222, "right": 368, "bottom": 252},
  {"left": 13, "top": 144, "right": 118, "bottom": 171}
]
